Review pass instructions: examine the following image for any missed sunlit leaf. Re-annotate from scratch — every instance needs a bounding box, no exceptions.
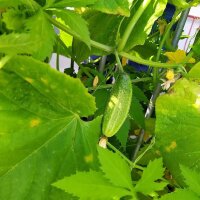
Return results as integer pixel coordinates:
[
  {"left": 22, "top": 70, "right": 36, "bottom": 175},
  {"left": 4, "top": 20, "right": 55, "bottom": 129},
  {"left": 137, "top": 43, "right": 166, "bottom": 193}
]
[
  {"left": 0, "top": 56, "right": 100, "bottom": 199},
  {"left": 155, "top": 78, "right": 200, "bottom": 185}
]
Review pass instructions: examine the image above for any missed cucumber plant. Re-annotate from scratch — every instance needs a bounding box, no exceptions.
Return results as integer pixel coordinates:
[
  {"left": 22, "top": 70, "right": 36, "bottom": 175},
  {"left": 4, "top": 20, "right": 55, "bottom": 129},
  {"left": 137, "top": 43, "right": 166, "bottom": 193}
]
[{"left": 0, "top": 0, "right": 200, "bottom": 200}]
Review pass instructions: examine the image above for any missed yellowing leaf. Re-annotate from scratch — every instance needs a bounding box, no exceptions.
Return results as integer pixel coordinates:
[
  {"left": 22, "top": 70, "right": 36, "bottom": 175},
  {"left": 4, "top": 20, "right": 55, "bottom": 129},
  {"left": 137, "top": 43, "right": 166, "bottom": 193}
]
[
  {"left": 164, "top": 49, "right": 196, "bottom": 64},
  {"left": 93, "top": 75, "right": 99, "bottom": 87}
]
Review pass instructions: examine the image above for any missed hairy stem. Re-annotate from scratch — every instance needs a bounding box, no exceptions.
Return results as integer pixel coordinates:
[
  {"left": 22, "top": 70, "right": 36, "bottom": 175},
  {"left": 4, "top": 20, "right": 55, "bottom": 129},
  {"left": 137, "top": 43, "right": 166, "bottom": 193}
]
[
  {"left": 107, "top": 142, "right": 134, "bottom": 168},
  {"left": 47, "top": 13, "right": 185, "bottom": 69},
  {"left": 153, "top": 9, "right": 181, "bottom": 85},
  {"left": 115, "top": 51, "right": 124, "bottom": 72},
  {"left": 120, "top": 52, "right": 182, "bottom": 68},
  {"left": 88, "top": 77, "right": 152, "bottom": 91}
]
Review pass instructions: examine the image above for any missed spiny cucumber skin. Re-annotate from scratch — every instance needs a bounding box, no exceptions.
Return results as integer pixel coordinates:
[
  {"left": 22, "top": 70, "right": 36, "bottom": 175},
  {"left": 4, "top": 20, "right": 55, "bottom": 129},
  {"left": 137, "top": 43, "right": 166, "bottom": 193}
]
[{"left": 103, "top": 73, "right": 132, "bottom": 137}]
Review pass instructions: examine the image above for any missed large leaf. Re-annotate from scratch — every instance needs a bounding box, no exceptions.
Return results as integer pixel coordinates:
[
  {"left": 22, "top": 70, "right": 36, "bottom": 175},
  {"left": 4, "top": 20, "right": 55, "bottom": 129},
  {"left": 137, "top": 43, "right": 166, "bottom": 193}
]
[
  {"left": 93, "top": 88, "right": 110, "bottom": 117},
  {"left": 120, "top": 0, "right": 167, "bottom": 51},
  {"left": 129, "top": 96, "right": 145, "bottom": 128},
  {"left": 115, "top": 118, "right": 130, "bottom": 149},
  {"left": 51, "top": 0, "right": 97, "bottom": 8},
  {"left": 135, "top": 158, "right": 166, "bottom": 195},
  {"left": 0, "top": 33, "right": 38, "bottom": 55},
  {"left": 180, "top": 165, "right": 200, "bottom": 196},
  {"left": 0, "top": 0, "right": 39, "bottom": 8},
  {"left": 159, "top": 189, "right": 199, "bottom": 200},
  {"left": 91, "top": 0, "right": 130, "bottom": 16},
  {"left": 26, "top": 10, "right": 55, "bottom": 60},
  {"left": 0, "top": 0, "right": 22, "bottom": 7},
  {"left": 168, "top": 0, "right": 189, "bottom": 8},
  {"left": 187, "top": 61, "right": 200, "bottom": 81},
  {"left": 53, "top": 170, "right": 131, "bottom": 199},
  {"left": 53, "top": 147, "right": 136, "bottom": 199},
  {"left": 2, "top": 8, "right": 25, "bottom": 31},
  {"left": 98, "top": 147, "right": 133, "bottom": 189},
  {"left": 72, "top": 11, "right": 121, "bottom": 60},
  {"left": 155, "top": 78, "right": 200, "bottom": 185},
  {"left": 54, "top": 9, "right": 91, "bottom": 47},
  {"left": 0, "top": 56, "right": 101, "bottom": 199}
]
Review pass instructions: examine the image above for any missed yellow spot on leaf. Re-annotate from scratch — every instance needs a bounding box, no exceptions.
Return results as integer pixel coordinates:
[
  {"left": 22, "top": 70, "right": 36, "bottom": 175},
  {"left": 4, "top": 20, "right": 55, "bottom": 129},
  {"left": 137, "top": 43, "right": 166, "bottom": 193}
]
[
  {"left": 25, "top": 77, "right": 34, "bottom": 84},
  {"left": 164, "top": 49, "right": 195, "bottom": 64},
  {"left": 84, "top": 154, "right": 93, "bottom": 163},
  {"left": 30, "top": 119, "right": 41, "bottom": 128},
  {"left": 41, "top": 77, "right": 48, "bottom": 85},
  {"left": 165, "top": 141, "right": 177, "bottom": 152},
  {"left": 155, "top": 150, "right": 161, "bottom": 156}
]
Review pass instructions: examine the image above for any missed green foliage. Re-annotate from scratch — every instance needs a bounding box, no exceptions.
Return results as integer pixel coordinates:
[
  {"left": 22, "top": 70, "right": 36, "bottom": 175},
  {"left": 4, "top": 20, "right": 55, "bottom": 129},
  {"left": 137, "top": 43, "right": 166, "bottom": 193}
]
[
  {"left": 159, "top": 189, "right": 199, "bottom": 200},
  {"left": 26, "top": 10, "right": 55, "bottom": 60},
  {"left": 168, "top": 0, "right": 189, "bottom": 8},
  {"left": 180, "top": 165, "right": 200, "bottom": 196},
  {"left": 98, "top": 147, "right": 133, "bottom": 189},
  {"left": 135, "top": 158, "right": 167, "bottom": 195},
  {"left": 155, "top": 78, "right": 200, "bottom": 185},
  {"left": 0, "top": 33, "right": 38, "bottom": 54},
  {"left": 0, "top": 56, "right": 101, "bottom": 199},
  {"left": 115, "top": 118, "right": 131, "bottom": 149},
  {"left": 1, "top": 0, "right": 200, "bottom": 199},
  {"left": 91, "top": 0, "right": 131, "bottom": 16},
  {"left": 54, "top": 9, "right": 91, "bottom": 47},
  {"left": 132, "top": 85, "right": 149, "bottom": 103},
  {"left": 73, "top": 11, "right": 121, "bottom": 60},
  {"left": 0, "top": 0, "right": 22, "bottom": 7},
  {"left": 160, "top": 165, "right": 200, "bottom": 199},
  {"left": 129, "top": 96, "right": 145, "bottom": 129},
  {"left": 54, "top": 148, "right": 168, "bottom": 199},
  {"left": 2, "top": 8, "right": 25, "bottom": 31},
  {"left": 54, "top": 147, "right": 134, "bottom": 199},
  {"left": 120, "top": 0, "right": 167, "bottom": 51},
  {"left": 93, "top": 88, "right": 110, "bottom": 117},
  {"left": 50, "top": 0, "right": 97, "bottom": 8},
  {"left": 187, "top": 61, "right": 200, "bottom": 81},
  {"left": 53, "top": 170, "right": 131, "bottom": 200}
]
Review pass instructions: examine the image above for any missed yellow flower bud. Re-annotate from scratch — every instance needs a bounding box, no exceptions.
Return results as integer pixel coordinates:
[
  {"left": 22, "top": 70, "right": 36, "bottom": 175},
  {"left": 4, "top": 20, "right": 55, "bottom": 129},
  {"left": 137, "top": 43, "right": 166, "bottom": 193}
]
[{"left": 166, "top": 69, "right": 175, "bottom": 80}]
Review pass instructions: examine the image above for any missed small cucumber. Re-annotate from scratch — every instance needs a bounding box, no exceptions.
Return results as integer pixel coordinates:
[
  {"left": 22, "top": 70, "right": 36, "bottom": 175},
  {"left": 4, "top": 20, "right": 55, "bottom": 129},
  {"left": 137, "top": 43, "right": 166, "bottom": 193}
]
[{"left": 102, "top": 72, "right": 132, "bottom": 137}]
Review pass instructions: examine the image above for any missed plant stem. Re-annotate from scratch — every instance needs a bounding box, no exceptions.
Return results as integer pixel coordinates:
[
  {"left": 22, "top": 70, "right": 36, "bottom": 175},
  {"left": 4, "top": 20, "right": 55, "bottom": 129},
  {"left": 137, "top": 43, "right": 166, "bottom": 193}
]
[
  {"left": 47, "top": 13, "right": 184, "bottom": 69},
  {"left": 131, "top": 84, "right": 161, "bottom": 161},
  {"left": 98, "top": 56, "right": 107, "bottom": 72},
  {"left": 114, "top": 51, "right": 124, "bottom": 72},
  {"left": 56, "top": 42, "right": 60, "bottom": 71},
  {"left": 56, "top": 52, "right": 60, "bottom": 71},
  {"left": 91, "top": 40, "right": 114, "bottom": 53},
  {"left": 46, "top": 13, "right": 114, "bottom": 53},
  {"left": 107, "top": 142, "right": 134, "bottom": 168},
  {"left": 153, "top": 9, "right": 181, "bottom": 85},
  {"left": 118, "top": 0, "right": 151, "bottom": 51},
  {"left": 120, "top": 52, "right": 182, "bottom": 68},
  {"left": 88, "top": 77, "right": 152, "bottom": 91}
]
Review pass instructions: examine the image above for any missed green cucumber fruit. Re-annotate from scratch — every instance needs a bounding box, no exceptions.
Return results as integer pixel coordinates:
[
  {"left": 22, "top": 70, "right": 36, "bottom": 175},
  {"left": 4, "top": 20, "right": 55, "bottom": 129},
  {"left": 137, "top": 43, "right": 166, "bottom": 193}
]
[{"left": 102, "top": 72, "right": 132, "bottom": 137}]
